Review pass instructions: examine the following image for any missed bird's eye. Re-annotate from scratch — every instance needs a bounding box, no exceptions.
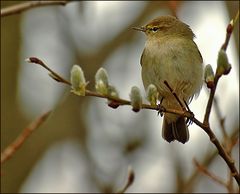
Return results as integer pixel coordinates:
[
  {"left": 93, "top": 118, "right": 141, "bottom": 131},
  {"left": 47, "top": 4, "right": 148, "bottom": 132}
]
[{"left": 151, "top": 27, "right": 159, "bottom": 32}]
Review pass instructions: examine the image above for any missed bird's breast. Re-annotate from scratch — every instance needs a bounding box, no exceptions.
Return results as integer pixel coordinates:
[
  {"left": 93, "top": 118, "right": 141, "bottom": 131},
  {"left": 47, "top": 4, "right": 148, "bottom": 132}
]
[{"left": 141, "top": 37, "right": 203, "bottom": 102}]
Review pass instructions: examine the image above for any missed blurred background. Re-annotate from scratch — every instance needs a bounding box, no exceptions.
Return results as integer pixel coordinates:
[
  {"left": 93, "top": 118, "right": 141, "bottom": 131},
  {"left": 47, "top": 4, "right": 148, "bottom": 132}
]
[{"left": 1, "top": 1, "right": 239, "bottom": 193}]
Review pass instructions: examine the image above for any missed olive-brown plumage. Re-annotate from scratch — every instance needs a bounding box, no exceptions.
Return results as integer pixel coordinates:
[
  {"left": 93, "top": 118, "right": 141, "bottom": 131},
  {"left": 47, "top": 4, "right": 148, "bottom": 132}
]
[{"left": 134, "top": 16, "right": 203, "bottom": 144}]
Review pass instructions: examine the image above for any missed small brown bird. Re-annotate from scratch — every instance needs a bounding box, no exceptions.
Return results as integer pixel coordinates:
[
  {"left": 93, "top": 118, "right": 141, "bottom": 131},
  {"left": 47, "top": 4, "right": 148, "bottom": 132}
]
[{"left": 134, "top": 16, "right": 203, "bottom": 144}]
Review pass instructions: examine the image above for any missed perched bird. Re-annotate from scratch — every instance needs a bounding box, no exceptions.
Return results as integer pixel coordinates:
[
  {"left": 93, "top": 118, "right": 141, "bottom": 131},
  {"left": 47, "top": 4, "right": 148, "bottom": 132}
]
[{"left": 133, "top": 15, "right": 203, "bottom": 144}]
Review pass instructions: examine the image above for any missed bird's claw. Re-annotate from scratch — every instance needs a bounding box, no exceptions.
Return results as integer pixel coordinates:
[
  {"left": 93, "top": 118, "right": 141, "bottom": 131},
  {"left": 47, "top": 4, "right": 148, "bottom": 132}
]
[
  {"left": 157, "top": 104, "right": 165, "bottom": 117},
  {"left": 186, "top": 111, "right": 194, "bottom": 126}
]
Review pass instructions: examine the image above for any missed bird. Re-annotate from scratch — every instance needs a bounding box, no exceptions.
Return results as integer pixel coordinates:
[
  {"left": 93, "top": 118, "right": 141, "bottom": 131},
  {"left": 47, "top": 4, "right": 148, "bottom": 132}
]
[{"left": 133, "top": 15, "right": 203, "bottom": 144}]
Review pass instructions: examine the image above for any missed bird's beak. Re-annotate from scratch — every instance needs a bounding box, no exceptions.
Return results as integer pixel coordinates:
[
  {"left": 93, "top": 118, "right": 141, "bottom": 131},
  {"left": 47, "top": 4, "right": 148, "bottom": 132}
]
[{"left": 132, "top": 26, "right": 146, "bottom": 32}]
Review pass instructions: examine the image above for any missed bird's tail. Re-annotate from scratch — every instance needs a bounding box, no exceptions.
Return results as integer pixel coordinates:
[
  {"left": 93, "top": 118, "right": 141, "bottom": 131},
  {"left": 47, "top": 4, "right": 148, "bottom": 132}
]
[{"left": 162, "top": 114, "right": 189, "bottom": 144}]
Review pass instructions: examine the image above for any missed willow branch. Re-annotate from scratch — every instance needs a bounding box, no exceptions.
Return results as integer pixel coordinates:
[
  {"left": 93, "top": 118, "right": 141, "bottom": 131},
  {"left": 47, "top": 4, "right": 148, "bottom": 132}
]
[
  {"left": 25, "top": 57, "right": 71, "bottom": 85},
  {"left": 203, "top": 10, "right": 239, "bottom": 124},
  {"left": 183, "top": 150, "right": 218, "bottom": 192},
  {"left": 221, "top": 10, "right": 239, "bottom": 51},
  {"left": 1, "top": 111, "right": 51, "bottom": 164},
  {"left": 116, "top": 166, "right": 135, "bottom": 194},
  {"left": 1, "top": 0, "right": 72, "bottom": 17},
  {"left": 164, "top": 72, "right": 239, "bottom": 185},
  {"left": 26, "top": 54, "right": 240, "bottom": 185},
  {"left": 25, "top": 57, "right": 189, "bottom": 116},
  {"left": 203, "top": 76, "right": 219, "bottom": 125},
  {"left": 213, "top": 98, "right": 228, "bottom": 140},
  {"left": 193, "top": 158, "right": 227, "bottom": 187},
  {"left": 199, "top": 122, "right": 239, "bottom": 185},
  {"left": 213, "top": 97, "right": 236, "bottom": 192},
  {"left": 164, "top": 80, "right": 185, "bottom": 110},
  {"left": 168, "top": 1, "right": 179, "bottom": 18},
  {"left": 200, "top": 11, "right": 240, "bottom": 185},
  {"left": 183, "top": 129, "right": 238, "bottom": 193}
]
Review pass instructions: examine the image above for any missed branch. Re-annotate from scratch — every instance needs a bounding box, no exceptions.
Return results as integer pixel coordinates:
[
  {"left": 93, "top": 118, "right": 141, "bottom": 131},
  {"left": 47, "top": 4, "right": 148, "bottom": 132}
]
[
  {"left": 163, "top": 80, "right": 185, "bottom": 110},
  {"left": 183, "top": 150, "right": 218, "bottom": 192},
  {"left": 25, "top": 57, "right": 190, "bottom": 116},
  {"left": 163, "top": 70, "right": 240, "bottom": 185},
  {"left": 221, "top": 10, "right": 239, "bottom": 51},
  {"left": 213, "top": 97, "right": 228, "bottom": 140},
  {"left": 193, "top": 158, "right": 227, "bottom": 187},
  {"left": 183, "top": 129, "right": 239, "bottom": 193},
  {"left": 200, "top": 11, "right": 240, "bottom": 185},
  {"left": 25, "top": 57, "right": 71, "bottom": 85},
  {"left": 198, "top": 122, "right": 239, "bottom": 185},
  {"left": 1, "top": 0, "right": 72, "bottom": 17},
  {"left": 1, "top": 111, "right": 51, "bottom": 164},
  {"left": 226, "top": 131, "right": 239, "bottom": 193},
  {"left": 168, "top": 1, "right": 180, "bottom": 18},
  {"left": 116, "top": 166, "right": 135, "bottom": 194},
  {"left": 203, "top": 10, "right": 239, "bottom": 124},
  {"left": 214, "top": 97, "right": 236, "bottom": 193},
  {"left": 26, "top": 56, "right": 240, "bottom": 185}
]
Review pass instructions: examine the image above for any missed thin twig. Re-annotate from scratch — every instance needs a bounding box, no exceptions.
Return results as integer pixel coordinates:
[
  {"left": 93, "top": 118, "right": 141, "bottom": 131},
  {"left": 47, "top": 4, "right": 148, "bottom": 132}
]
[
  {"left": 226, "top": 131, "right": 239, "bottom": 193},
  {"left": 183, "top": 129, "right": 239, "bottom": 193},
  {"left": 201, "top": 11, "right": 240, "bottom": 185},
  {"left": 168, "top": 1, "right": 179, "bottom": 18},
  {"left": 163, "top": 80, "right": 185, "bottom": 110},
  {"left": 25, "top": 57, "right": 188, "bottom": 116},
  {"left": 221, "top": 10, "right": 239, "bottom": 51},
  {"left": 203, "top": 75, "right": 220, "bottom": 125},
  {"left": 204, "top": 10, "right": 239, "bottom": 125},
  {"left": 1, "top": 1, "right": 72, "bottom": 17},
  {"left": 193, "top": 158, "right": 227, "bottom": 187},
  {"left": 198, "top": 122, "right": 240, "bottom": 185},
  {"left": 26, "top": 57, "right": 71, "bottom": 85},
  {"left": 228, "top": 134, "right": 239, "bottom": 152},
  {"left": 183, "top": 150, "right": 218, "bottom": 192},
  {"left": 1, "top": 111, "right": 51, "bottom": 164},
  {"left": 116, "top": 166, "right": 135, "bottom": 194},
  {"left": 213, "top": 97, "right": 228, "bottom": 140},
  {"left": 213, "top": 96, "right": 236, "bottom": 193},
  {"left": 227, "top": 170, "right": 234, "bottom": 193}
]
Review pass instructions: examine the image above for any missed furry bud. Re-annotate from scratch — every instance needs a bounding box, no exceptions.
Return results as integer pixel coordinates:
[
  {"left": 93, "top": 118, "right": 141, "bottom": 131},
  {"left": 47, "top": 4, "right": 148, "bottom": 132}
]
[
  {"left": 95, "top": 68, "right": 109, "bottom": 95},
  {"left": 204, "top": 64, "right": 215, "bottom": 88},
  {"left": 70, "top": 65, "right": 87, "bottom": 96},
  {"left": 129, "top": 86, "right": 142, "bottom": 112},
  {"left": 146, "top": 84, "right": 159, "bottom": 106},
  {"left": 216, "top": 50, "right": 231, "bottom": 76}
]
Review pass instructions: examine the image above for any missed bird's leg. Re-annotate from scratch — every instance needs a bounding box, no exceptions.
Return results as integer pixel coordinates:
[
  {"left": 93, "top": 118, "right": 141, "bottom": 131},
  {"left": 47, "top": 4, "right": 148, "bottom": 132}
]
[
  {"left": 157, "top": 97, "right": 165, "bottom": 117},
  {"left": 160, "top": 96, "right": 164, "bottom": 105},
  {"left": 183, "top": 99, "right": 193, "bottom": 126}
]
